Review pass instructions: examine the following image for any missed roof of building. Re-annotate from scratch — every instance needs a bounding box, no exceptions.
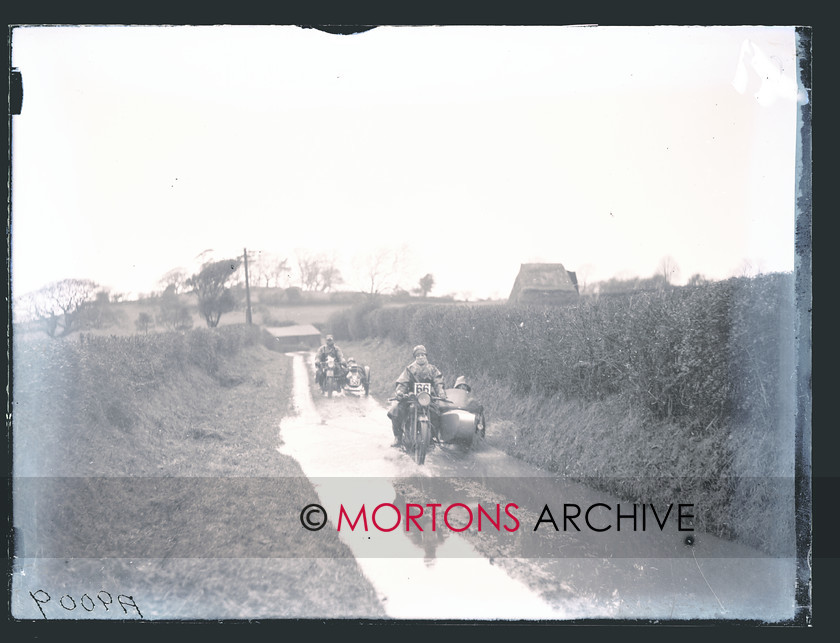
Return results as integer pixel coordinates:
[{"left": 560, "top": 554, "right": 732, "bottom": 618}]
[
  {"left": 508, "top": 263, "right": 580, "bottom": 303},
  {"left": 263, "top": 324, "right": 322, "bottom": 338}
]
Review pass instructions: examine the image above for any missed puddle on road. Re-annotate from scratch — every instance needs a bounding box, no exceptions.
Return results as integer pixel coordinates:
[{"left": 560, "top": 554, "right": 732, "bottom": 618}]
[
  {"left": 277, "top": 352, "right": 572, "bottom": 620},
  {"left": 277, "top": 352, "right": 796, "bottom": 622}
]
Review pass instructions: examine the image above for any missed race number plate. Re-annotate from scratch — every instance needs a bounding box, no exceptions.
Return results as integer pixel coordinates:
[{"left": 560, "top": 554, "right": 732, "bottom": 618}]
[
  {"left": 326, "top": 369, "right": 334, "bottom": 376},
  {"left": 414, "top": 382, "right": 432, "bottom": 395}
]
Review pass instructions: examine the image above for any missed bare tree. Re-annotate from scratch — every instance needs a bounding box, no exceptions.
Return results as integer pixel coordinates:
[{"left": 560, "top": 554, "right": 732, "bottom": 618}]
[
  {"left": 576, "top": 263, "right": 596, "bottom": 294},
  {"left": 186, "top": 258, "right": 241, "bottom": 327},
  {"left": 266, "top": 256, "right": 291, "bottom": 288},
  {"left": 158, "top": 267, "right": 189, "bottom": 295},
  {"left": 297, "top": 253, "right": 323, "bottom": 291},
  {"left": 253, "top": 252, "right": 291, "bottom": 288},
  {"left": 16, "top": 279, "right": 101, "bottom": 338},
  {"left": 251, "top": 252, "right": 267, "bottom": 287},
  {"left": 657, "top": 255, "right": 681, "bottom": 286},
  {"left": 357, "top": 248, "right": 401, "bottom": 296},
  {"left": 319, "top": 260, "right": 343, "bottom": 292},
  {"left": 734, "top": 258, "right": 766, "bottom": 278},
  {"left": 296, "top": 252, "right": 342, "bottom": 291}
]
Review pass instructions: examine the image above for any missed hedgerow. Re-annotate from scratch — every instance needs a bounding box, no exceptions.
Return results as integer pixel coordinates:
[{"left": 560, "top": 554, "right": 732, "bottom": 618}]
[
  {"left": 337, "top": 273, "right": 797, "bottom": 553},
  {"left": 330, "top": 274, "right": 794, "bottom": 438}
]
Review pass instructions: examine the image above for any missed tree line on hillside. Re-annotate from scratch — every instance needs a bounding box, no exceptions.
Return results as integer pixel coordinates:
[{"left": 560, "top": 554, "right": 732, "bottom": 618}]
[
  {"left": 15, "top": 245, "right": 751, "bottom": 340},
  {"left": 14, "top": 257, "right": 246, "bottom": 339},
  {"left": 13, "top": 279, "right": 126, "bottom": 338},
  {"left": 14, "top": 248, "right": 440, "bottom": 339}
]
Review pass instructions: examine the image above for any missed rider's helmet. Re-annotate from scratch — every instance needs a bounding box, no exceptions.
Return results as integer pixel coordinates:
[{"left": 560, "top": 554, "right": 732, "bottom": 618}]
[
  {"left": 413, "top": 345, "right": 427, "bottom": 357},
  {"left": 326, "top": 334, "right": 335, "bottom": 346},
  {"left": 454, "top": 375, "right": 471, "bottom": 392}
]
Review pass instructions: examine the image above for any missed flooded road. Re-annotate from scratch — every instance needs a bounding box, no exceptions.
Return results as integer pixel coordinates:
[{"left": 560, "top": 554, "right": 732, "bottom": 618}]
[{"left": 278, "top": 352, "right": 796, "bottom": 621}]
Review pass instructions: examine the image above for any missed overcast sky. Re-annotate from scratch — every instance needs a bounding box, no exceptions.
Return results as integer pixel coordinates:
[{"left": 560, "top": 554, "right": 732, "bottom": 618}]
[{"left": 10, "top": 25, "right": 805, "bottom": 300}]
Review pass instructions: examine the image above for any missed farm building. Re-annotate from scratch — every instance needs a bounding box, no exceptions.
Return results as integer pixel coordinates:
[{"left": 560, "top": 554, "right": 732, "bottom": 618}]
[
  {"left": 508, "top": 263, "right": 580, "bottom": 305},
  {"left": 263, "top": 324, "right": 322, "bottom": 351}
]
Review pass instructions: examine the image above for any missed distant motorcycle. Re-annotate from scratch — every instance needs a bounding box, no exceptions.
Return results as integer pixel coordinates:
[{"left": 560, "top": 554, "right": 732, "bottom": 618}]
[
  {"left": 342, "top": 359, "right": 371, "bottom": 397},
  {"left": 316, "top": 355, "right": 343, "bottom": 397}
]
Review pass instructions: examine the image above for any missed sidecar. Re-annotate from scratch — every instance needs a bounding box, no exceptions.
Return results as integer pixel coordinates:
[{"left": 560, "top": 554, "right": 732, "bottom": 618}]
[
  {"left": 436, "top": 388, "right": 485, "bottom": 446},
  {"left": 342, "top": 364, "right": 371, "bottom": 396}
]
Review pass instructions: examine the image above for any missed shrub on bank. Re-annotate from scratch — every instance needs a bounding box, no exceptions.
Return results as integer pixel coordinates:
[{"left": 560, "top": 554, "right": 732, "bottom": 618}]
[{"left": 326, "top": 298, "right": 383, "bottom": 341}]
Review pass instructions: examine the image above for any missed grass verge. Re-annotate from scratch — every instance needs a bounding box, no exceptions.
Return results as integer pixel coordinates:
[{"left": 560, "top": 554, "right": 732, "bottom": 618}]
[
  {"left": 340, "top": 337, "right": 794, "bottom": 556},
  {"left": 12, "top": 326, "right": 386, "bottom": 619}
]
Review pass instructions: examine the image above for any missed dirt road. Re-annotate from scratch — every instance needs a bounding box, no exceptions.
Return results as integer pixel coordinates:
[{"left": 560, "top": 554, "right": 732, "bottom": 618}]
[{"left": 278, "top": 352, "right": 797, "bottom": 621}]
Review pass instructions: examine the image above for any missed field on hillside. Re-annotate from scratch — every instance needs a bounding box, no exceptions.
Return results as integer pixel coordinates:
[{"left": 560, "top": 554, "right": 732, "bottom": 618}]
[
  {"left": 12, "top": 285, "right": 481, "bottom": 342},
  {"left": 13, "top": 298, "right": 352, "bottom": 339}
]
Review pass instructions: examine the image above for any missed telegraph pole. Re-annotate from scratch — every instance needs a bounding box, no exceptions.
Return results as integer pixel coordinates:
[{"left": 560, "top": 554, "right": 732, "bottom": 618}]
[{"left": 243, "top": 247, "right": 253, "bottom": 325}]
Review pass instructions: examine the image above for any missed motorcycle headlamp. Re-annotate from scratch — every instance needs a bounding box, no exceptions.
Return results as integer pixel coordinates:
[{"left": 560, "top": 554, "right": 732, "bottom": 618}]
[{"left": 417, "top": 392, "right": 432, "bottom": 407}]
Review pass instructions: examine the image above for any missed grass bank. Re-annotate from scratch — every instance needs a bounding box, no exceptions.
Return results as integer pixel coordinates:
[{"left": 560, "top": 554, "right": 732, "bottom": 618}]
[{"left": 12, "top": 325, "right": 385, "bottom": 619}]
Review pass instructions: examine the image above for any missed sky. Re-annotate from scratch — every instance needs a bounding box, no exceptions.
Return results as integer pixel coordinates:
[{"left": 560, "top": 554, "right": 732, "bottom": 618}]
[{"left": 10, "top": 25, "right": 806, "bottom": 301}]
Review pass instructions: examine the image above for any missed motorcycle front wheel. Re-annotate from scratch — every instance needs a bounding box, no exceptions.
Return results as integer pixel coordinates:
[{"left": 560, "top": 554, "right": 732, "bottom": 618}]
[{"left": 415, "top": 417, "right": 430, "bottom": 465}]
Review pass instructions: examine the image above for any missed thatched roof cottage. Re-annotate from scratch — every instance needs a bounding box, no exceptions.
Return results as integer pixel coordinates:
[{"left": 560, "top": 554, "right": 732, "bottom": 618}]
[{"left": 508, "top": 263, "right": 580, "bottom": 305}]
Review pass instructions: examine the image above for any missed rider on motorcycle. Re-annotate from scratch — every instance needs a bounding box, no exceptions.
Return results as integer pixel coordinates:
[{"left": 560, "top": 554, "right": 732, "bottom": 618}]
[
  {"left": 314, "top": 334, "right": 347, "bottom": 387},
  {"left": 387, "top": 345, "right": 449, "bottom": 447}
]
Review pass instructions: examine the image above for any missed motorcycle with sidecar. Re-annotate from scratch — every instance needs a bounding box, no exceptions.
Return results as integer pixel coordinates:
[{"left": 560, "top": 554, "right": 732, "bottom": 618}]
[
  {"left": 392, "top": 382, "right": 485, "bottom": 465},
  {"left": 342, "top": 358, "right": 371, "bottom": 397}
]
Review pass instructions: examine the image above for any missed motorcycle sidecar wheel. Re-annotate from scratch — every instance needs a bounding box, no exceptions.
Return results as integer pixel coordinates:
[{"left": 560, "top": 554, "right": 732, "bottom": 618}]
[{"left": 476, "top": 411, "right": 486, "bottom": 439}]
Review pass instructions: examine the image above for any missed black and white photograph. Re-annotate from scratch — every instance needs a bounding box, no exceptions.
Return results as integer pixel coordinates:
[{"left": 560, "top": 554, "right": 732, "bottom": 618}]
[{"left": 7, "top": 24, "right": 811, "bottom": 623}]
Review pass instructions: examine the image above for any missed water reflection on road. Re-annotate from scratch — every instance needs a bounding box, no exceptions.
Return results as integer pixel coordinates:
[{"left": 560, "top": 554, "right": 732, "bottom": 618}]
[{"left": 277, "top": 352, "right": 795, "bottom": 621}]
